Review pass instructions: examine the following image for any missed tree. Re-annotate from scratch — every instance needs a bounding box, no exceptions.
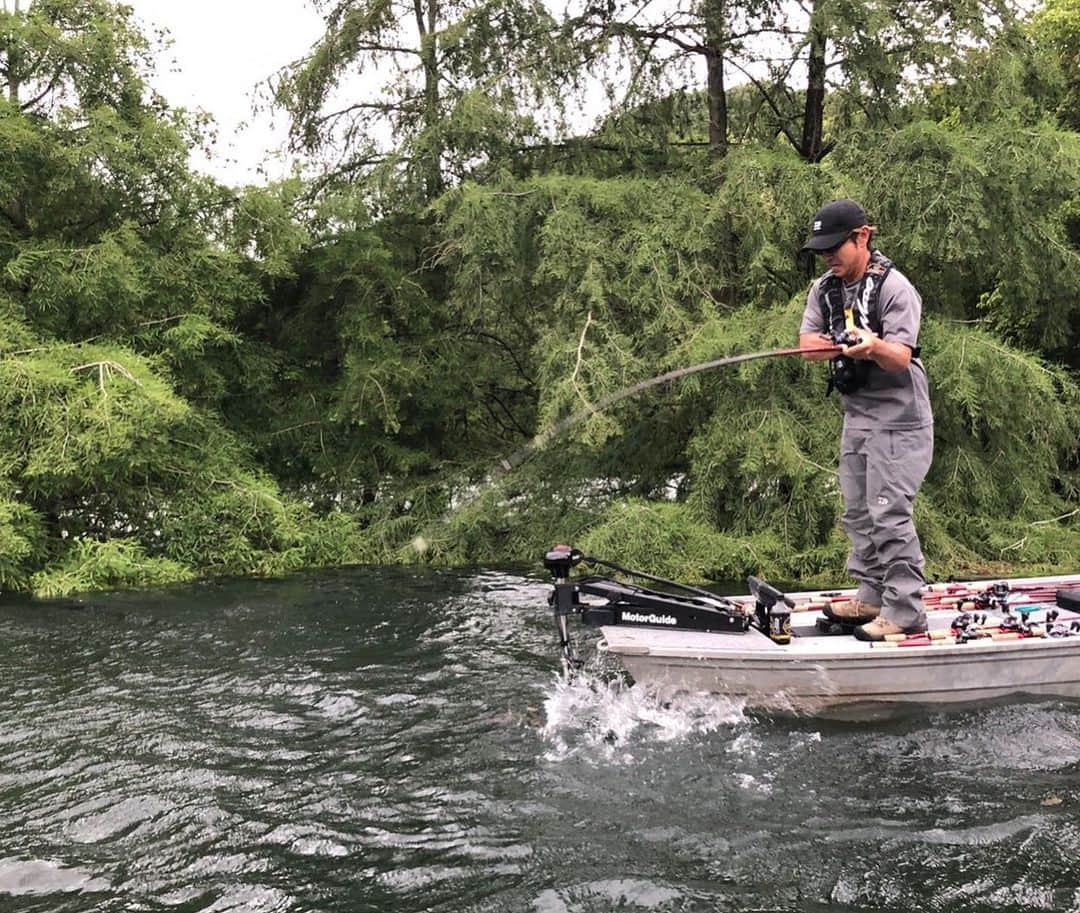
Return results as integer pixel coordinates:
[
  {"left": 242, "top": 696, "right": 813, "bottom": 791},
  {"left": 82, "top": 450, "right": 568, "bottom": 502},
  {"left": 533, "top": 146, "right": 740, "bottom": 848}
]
[
  {"left": 272, "top": 0, "right": 569, "bottom": 203},
  {"left": 1033, "top": 0, "right": 1080, "bottom": 129},
  {"left": 565, "top": 0, "right": 1018, "bottom": 163},
  {"left": 0, "top": 0, "right": 372, "bottom": 594},
  {"left": 563, "top": 0, "right": 787, "bottom": 159}
]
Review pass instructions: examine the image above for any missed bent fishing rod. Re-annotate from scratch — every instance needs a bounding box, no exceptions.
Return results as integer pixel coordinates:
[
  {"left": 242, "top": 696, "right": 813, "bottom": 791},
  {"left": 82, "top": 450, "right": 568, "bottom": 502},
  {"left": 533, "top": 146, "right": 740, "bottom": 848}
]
[{"left": 449, "top": 343, "right": 841, "bottom": 512}]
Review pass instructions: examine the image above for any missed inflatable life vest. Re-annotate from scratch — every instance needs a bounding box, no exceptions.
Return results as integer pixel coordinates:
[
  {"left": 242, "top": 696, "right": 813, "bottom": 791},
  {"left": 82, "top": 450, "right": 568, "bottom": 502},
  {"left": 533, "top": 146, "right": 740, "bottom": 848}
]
[{"left": 818, "top": 250, "right": 893, "bottom": 396}]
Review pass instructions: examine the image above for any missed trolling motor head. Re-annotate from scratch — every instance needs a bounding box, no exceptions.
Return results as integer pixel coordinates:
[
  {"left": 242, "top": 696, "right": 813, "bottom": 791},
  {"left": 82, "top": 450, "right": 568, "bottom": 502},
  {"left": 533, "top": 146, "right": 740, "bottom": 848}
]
[{"left": 544, "top": 545, "right": 584, "bottom": 580}]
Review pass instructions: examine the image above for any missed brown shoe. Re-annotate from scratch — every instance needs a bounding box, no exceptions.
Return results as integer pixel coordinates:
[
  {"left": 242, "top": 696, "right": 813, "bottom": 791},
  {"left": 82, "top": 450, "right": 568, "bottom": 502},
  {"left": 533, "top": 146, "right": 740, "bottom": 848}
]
[
  {"left": 854, "top": 616, "right": 927, "bottom": 642},
  {"left": 822, "top": 598, "right": 880, "bottom": 624}
]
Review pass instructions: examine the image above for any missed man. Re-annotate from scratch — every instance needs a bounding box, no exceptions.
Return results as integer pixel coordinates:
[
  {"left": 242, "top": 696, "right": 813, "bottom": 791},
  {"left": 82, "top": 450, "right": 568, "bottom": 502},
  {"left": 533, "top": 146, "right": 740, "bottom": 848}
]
[{"left": 798, "top": 199, "right": 933, "bottom": 642}]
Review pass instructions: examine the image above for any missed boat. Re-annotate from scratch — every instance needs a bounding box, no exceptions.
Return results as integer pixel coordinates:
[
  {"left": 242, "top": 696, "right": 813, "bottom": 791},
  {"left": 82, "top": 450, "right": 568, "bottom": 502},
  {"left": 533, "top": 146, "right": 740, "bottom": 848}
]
[{"left": 542, "top": 545, "right": 1080, "bottom": 717}]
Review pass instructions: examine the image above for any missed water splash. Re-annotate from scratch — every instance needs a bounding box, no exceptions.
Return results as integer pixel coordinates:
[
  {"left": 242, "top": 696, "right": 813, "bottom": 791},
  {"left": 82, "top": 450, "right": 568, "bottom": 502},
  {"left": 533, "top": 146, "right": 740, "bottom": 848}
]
[{"left": 539, "top": 670, "right": 748, "bottom": 761}]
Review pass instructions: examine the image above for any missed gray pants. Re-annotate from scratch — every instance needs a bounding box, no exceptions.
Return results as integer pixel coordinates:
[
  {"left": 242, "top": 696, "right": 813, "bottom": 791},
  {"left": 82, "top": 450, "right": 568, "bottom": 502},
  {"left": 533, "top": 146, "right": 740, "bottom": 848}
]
[{"left": 839, "top": 424, "right": 934, "bottom": 629}]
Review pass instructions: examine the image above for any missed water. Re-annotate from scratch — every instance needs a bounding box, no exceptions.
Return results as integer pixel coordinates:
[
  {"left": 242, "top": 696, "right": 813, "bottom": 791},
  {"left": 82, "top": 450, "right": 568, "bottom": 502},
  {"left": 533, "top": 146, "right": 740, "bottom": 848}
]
[{"left": 0, "top": 567, "right": 1079, "bottom": 912}]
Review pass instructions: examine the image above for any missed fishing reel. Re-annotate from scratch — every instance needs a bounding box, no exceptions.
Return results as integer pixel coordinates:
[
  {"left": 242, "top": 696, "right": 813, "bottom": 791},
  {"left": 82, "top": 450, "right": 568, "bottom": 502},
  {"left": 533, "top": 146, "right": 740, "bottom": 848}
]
[
  {"left": 1044, "top": 610, "right": 1080, "bottom": 638},
  {"left": 971, "top": 580, "right": 1012, "bottom": 614},
  {"left": 827, "top": 329, "right": 869, "bottom": 396},
  {"left": 951, "top": 611, "right": 987, "bottom": 643}
]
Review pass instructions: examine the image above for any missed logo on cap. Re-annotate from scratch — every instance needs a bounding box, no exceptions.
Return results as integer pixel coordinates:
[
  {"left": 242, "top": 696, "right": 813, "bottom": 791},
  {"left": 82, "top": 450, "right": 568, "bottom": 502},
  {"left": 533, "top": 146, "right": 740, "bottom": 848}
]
[{"left": 813, "top": 220, "right": 822, "bottom": 231}]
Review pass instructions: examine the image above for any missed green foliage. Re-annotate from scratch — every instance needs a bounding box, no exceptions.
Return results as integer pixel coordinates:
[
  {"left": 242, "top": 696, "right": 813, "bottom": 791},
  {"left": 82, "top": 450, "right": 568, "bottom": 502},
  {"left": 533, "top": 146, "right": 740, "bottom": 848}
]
[
  {"left": 154, "top": 466, "right": 375, "bottom": 577},
  {"left": 576, "top": 499, "right": 850, "bottom": 586},
  {"left": 821, "top": 0, "right": 1016, "bottom": 114},
  {"left": 420, "top": 149, "right": 1080, "bottom": 582},
  {"left": 579, "top": 500, "right": 759, "bottom": 582},
  {"left": 924, "top": 322, "right": 1080, "bottom": 517},
  {"left": 437, "top": 173, "right": 729, "bottom": 457},
  {"left": 709, "top": 148, "right": 842, "bottom": 305},
  {"left": 917, "top": 26, "right": 1064, "bottom": 127},
  {"left": 0, "top": 344, "right": 189, "bottom": 493},
  {"left": 0, "top": 0, "right": 155, "bottom": 118},
  {"left": 0, "top": 491, "right": 46, "bottom": 590},
  {"left": 1033, "top": 0, "right": 1080, "bottom": 128},
  {"left": 832, "top": 117, "right": 1080, "bottom": 357},
  {"left": 0, "top": 0, "right": 1076, "bottom": 598},
  {"left": 0, "top": 0, "right": 377, "bottom": 595},
  {"left": 31, "top": 539, "right": 196, "bottom": 599}
]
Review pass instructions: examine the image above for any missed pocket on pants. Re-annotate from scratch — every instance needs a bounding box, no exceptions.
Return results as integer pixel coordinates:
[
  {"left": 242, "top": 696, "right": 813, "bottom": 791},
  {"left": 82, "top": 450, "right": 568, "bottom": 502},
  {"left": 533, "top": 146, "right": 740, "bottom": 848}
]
[{"left": 886, "top": 427, "right": 933, "bottom": 464}]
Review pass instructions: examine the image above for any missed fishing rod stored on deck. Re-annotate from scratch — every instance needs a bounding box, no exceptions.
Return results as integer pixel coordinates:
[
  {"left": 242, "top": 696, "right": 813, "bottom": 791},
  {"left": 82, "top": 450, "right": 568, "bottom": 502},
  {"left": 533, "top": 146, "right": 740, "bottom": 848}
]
[{"left": 543, "top": 546, "right": 795, "bottom": 668}]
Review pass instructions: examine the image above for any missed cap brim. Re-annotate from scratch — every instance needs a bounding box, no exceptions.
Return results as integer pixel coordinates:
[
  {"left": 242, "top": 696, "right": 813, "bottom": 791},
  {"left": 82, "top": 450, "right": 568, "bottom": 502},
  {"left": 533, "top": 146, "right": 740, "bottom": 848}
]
[{"left": 801, "top": 230, "right": 849, "bottom": 252}]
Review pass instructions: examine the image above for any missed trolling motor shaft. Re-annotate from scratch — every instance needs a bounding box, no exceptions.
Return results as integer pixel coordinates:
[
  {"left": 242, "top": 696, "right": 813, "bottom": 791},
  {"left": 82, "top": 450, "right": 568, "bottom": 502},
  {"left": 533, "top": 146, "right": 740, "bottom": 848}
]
[{"left": 545, "top": 546, "right": 585, "bottom": 669}]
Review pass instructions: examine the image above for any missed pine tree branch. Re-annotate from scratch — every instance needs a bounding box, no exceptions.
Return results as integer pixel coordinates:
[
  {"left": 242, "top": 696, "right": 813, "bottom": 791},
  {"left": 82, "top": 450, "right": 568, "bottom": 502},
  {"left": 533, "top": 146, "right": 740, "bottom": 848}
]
[
  {"left": 352, "top": 42, "right": 420, "bottom": 55},
  {"left": 1030, "top": 508, "right": 1080, "bottom": 526},
  {"left": 313, "top": 99, "right": 423, "bottom": 128},
  {"left": 483, "top": 384, "right": 533, "bottom": 438},
  {"left": 465, "top": 328, "right": 536, "bottom": 386}
]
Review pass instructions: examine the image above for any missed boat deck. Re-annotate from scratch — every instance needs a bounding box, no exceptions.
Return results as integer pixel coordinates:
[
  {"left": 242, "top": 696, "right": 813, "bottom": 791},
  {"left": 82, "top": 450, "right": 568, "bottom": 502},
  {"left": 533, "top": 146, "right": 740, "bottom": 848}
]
[{"left": 593, "top": 574, "right": 1080, "bottom": 713}]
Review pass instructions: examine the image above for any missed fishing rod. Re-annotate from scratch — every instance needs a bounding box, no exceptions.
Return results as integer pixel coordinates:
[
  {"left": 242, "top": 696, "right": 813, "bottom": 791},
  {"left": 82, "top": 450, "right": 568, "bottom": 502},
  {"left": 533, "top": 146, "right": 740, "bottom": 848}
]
[{"left": 452, "top": 343, "right": 842, "bottom": 511}]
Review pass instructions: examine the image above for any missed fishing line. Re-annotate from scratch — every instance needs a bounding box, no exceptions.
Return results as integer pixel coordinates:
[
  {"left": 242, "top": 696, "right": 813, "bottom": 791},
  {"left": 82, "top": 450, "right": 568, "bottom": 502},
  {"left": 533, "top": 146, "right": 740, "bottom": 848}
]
[{"left": 426, "top": 343, "right": 840, "bottom": 528}]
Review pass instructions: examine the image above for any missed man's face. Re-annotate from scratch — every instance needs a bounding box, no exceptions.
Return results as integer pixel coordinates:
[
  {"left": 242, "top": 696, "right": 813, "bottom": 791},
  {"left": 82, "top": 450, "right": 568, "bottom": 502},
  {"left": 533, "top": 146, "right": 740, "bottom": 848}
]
[{"left": 820, "top": 227, "right": 870, "bottom": 282}]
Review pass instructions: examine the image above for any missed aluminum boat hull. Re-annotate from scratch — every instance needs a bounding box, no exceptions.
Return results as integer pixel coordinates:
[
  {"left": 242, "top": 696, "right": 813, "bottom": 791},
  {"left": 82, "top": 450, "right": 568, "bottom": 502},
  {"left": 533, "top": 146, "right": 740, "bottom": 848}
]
[{"left": 596, "top": 574, "right": 1080, "bottom": 716}]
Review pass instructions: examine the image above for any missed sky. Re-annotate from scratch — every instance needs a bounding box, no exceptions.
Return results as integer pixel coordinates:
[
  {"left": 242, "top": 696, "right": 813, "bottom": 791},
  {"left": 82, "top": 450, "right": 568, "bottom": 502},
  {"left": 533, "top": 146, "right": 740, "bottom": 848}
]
[{"left": 125, "top": 0, "right": 328, "bottom": 186}]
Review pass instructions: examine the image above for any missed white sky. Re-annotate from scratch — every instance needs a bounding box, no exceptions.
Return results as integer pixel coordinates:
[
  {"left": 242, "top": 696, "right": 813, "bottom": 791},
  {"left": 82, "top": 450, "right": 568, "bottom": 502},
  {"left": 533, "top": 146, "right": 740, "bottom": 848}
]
[
  {"left": 121, "top": 0, "right": 784, "bottom": 188},
  {"left": 125, "top": 0, "right": 328, "bottom": 187}
]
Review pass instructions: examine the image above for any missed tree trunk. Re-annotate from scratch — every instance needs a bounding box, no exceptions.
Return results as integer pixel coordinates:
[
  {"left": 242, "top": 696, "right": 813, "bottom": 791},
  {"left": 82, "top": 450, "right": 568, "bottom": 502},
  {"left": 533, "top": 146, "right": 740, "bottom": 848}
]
[
  {"left": 704, "top": 0, "right": 728, "bottom": 158},
  {"left": 801, "top": 2, "right": 826, "bottom": 163},
  {"left": 5, "top": 24, "right": 21, "bottom": 106},
  {"left": 706, "top": 49, "right": 728, "bottom": 158},
  {"left": 3, "top": 4, "right": 26, "bottom": 230},
  {"left": 416, "top": 0, "right": 444, "bottom": 199}
]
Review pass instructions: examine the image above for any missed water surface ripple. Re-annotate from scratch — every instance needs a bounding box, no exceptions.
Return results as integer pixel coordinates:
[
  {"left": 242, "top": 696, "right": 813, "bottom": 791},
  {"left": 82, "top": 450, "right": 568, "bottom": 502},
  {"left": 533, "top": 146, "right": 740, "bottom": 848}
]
[{"left": 0, "top": 567, "right": 1078, "bottom": 912}]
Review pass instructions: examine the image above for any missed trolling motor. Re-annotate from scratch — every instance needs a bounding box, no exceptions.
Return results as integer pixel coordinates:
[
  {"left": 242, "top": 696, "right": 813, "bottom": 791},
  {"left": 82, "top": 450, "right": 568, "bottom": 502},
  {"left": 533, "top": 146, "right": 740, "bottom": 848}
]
[
  {"left": 543, "top": 545, "right": 751, "bottom": 669},
  {"left": 545, "top": 545, "right": 586, "bottom": 669}
]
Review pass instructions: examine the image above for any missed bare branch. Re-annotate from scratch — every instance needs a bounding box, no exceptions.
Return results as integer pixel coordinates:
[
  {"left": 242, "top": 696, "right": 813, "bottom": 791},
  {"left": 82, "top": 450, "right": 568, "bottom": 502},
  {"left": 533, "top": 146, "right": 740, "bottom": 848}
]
[
  {"left": 19, "top": 67, "right": 66, "bottom": 111},
  {"left": 724, "top": 55, "right": 802, "bottom": 153}
]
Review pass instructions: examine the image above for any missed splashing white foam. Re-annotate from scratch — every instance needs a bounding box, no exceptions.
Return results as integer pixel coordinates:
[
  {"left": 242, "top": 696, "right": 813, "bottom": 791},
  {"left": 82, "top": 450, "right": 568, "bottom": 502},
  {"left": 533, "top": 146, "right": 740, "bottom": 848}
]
[{"left": 539, "top": 670, "right": 747, "bottom": 761}]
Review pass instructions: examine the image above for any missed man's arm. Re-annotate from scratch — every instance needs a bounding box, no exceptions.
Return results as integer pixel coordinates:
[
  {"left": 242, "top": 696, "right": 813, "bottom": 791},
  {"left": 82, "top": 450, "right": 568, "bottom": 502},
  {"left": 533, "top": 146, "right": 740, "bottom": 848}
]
[
  {"left": 844, "top": 270, "right": 920, "bottom": 372},
  {"left": 798, "top": 281, "right": 837, "bottom": 360}
]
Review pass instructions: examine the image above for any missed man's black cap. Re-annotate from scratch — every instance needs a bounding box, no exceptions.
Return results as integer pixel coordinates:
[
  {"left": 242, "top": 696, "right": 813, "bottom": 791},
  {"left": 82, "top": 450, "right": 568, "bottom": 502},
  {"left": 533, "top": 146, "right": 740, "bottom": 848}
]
[{"left": 802, "top": 199, "right": 868, "bottom": 252}]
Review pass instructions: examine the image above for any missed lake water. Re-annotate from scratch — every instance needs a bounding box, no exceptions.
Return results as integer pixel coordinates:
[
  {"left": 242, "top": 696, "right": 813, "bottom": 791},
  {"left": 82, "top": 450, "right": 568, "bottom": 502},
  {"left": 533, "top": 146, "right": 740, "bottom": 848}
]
[{"left": 0, "top": 566, "right": 1078, "bottom": 912}]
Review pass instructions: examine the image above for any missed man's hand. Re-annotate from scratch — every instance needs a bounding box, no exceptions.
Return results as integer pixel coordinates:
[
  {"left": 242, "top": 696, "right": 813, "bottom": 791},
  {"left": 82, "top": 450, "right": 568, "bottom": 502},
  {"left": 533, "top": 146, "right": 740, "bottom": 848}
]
[
  {"left": 841, "top": 329, "right": 879, "bottom": 360},
  {"left": 842, "top": 329, "right": 913, "bottom": 372},
  {"left": 799, "top": 332, "right": 839, "bottom": 361}
]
